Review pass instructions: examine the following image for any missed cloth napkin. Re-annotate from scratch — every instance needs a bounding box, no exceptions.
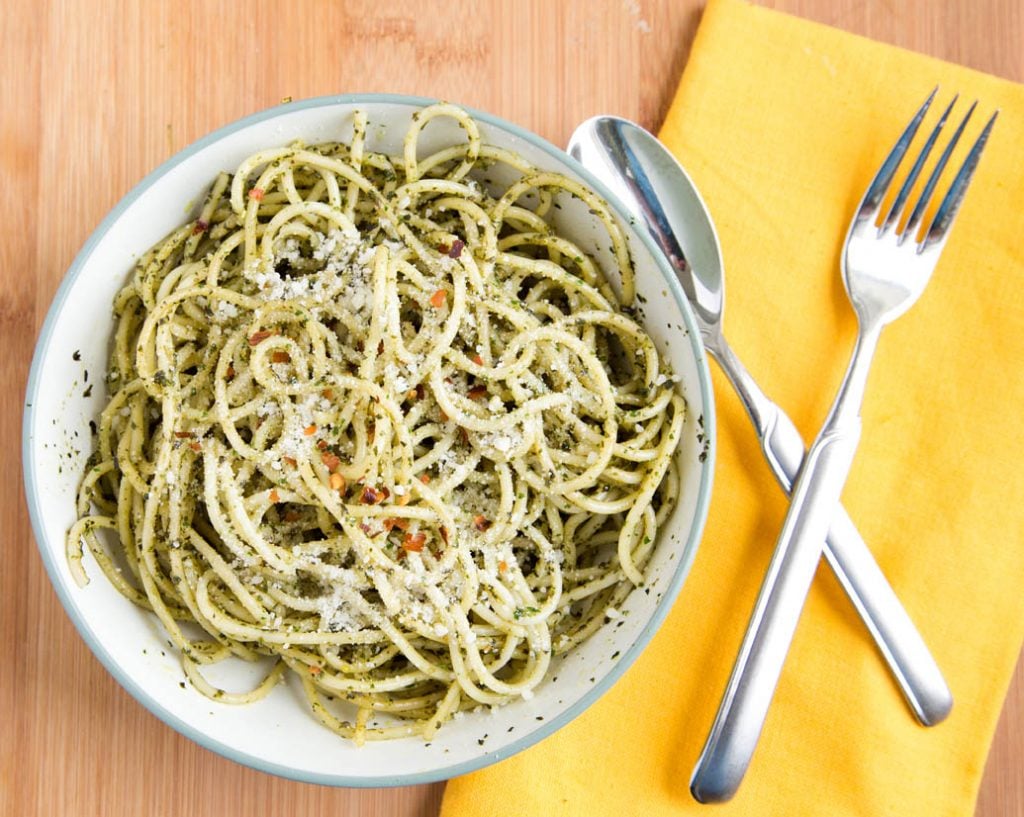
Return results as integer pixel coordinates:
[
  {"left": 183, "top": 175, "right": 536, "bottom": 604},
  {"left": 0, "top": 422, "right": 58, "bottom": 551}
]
[{"left": 442, "top": 1, "right": 1024, "bottom": 814}]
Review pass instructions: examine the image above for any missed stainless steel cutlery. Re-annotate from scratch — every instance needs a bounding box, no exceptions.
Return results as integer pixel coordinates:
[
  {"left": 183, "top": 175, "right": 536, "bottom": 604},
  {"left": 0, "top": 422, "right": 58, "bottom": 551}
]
[
  {"left": 689, "top": 91, "right": 996, "bottom": 802},
  {"left": 570, "top": 89, "right": 996, "bottom": 802}
]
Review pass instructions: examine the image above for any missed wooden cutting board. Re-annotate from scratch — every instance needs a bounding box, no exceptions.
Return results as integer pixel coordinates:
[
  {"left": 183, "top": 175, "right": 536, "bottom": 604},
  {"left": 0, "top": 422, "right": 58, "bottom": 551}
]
[{"left": 2, "top": 2, "right": 1019, "bottom": 815}]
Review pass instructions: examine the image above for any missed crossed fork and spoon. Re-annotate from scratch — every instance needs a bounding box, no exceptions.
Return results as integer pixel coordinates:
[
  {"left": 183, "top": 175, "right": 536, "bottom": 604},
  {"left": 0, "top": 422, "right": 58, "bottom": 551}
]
[{"left": 570, "top": 89, "right": 997, "bottom": 801}]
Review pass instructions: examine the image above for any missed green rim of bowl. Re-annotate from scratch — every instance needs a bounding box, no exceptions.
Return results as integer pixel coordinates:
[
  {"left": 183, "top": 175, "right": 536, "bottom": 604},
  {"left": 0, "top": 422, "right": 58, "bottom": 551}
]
[{"left": 22, "top": 92, "right": 715, "bottom": 788}]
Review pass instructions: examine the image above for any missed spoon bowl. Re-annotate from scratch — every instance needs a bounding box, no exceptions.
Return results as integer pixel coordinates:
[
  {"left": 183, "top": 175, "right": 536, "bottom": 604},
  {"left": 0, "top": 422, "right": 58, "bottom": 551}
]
[{"left": 569, "top": 117, "right": 725, "bottom": 340}]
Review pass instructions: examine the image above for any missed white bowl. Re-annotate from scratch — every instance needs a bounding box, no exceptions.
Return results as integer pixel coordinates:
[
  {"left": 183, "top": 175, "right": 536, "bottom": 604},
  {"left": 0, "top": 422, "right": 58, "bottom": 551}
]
[{"left": 22, "top": 94, "right": 714, "bottom": 786}]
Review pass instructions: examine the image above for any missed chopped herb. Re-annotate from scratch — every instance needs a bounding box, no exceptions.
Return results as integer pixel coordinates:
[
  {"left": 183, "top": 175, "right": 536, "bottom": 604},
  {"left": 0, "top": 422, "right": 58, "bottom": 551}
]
[{"left": 513, "top": 606, "right": 540, "bottom": 620}]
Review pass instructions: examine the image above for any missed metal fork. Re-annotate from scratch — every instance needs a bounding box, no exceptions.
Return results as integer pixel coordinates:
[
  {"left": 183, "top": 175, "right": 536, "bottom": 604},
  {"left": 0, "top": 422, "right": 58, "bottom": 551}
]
[{"left": 691, "top": 90, "right": 998, "bottom": 804}]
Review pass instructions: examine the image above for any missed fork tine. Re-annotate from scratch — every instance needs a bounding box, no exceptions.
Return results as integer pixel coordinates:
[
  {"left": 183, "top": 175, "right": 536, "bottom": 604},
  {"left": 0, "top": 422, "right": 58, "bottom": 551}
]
[
  {"left": 879, "top": 95, "right": 958, "bottom": 235},
  {"left": 899, "top": 99, "right": 978, "bottom": 245},
  {"left": 919, "top": 110, "right": 998, "bottom": 252},
  {"left": 856, "top": 88, "right": 937, "bottom": 221}
]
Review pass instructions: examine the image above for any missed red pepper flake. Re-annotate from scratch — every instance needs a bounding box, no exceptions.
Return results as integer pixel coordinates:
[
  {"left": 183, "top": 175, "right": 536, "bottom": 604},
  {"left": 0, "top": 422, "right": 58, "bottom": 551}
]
[
  {"left": 330, "top": 472, "right": 346, "bottom": 492},
  {"left": 173, "top": 431, "right": 194, "bottom": 439},
  {"left": 367, "top": 423, "right": 376, "bottom": 443},
  {"left": 383, "top": 517, "right": 409, "bottom": 532},
  {"left": 303, "top": 424, "right": 318, "bottom": 436},
  {"left": 322, "top": 388, "right": 334, "bottom": 399},
  {"left": 402, "top": 532, "right": 426, "bottom": 552},
  {"left": 459, "top": 427, "right": 470, "bottom": 445},
  {"left": 498, "top": 560, "right": 508, "bottom": 573},
  {"left": 473, "top": 515, "right": 492, "bottom": 532},
  {"left": 226, "top": 364, "right": 236, "bottom": 380},
  {"left": 283, "top": 456, "right": 297, "bottom": 467},
  {"left": 248, "top": 187, "right": 265, "bottom": 201},
  {"left": 309, "top": 666, "right": 322, "bottom": 676},
  {"left": 269, "top": 489, "right": 280, "bottom": 503},
  {"left": 189, "top": 441, "right": 202, "bottom": 453},
  {"left": 419, "top": 474, "right": 431, "bottom": 484},
  {"left": 316, "top": 439, "right": 328, "bottom": 451},
  {"left": 429, "top": 289, "right": 447, "bottom": 309},
  {"left": 438, "top": 411, "right": 449, "bottom": 423},
  {"left": 439, "top": 526, "right": 449, "bottom": 545},
  {"left": 437, "top": 242, "right": 451, "bottom": 255},
  {"left": 248, "top": 329, "right": 274, "bottom": 346},
  {"left": 321, "top": 452, "right": 341, "bottom": 471},
  {"left": 271, "top": 351, "right": 291, "bottom": 363},
  {"left": 468, "top": 386, "right": 487, "bottom": 401},
  {"left": 192, "top": 219, "right": 209, "bottom": 235},
  {"left": 360, "top": 486, "right": 383, "bottom": 504},
  {"left": 283, "top": 510, "right": 301, "bottom": 522},
  {"left": 447, "top": 239, "right": 465, "bottom": 259},
  {"left": 472, "top": 354, "right": 484, "bottom": 366}
]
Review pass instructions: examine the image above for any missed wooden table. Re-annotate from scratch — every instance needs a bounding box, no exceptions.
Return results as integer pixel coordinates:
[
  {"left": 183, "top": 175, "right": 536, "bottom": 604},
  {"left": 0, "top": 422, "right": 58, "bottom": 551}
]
[{"left": 3, "top": 1, "right": 1020, "bottom": 815}]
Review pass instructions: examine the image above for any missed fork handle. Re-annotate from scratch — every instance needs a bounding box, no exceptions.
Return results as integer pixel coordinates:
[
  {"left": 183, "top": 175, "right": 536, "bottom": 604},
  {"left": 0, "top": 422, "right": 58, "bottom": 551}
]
[
  {"left": 691, "top": 429, "right": 860, "bottom": 803},
  {"left": 691, "top": 327, "right": 884, "bottom": 803}
]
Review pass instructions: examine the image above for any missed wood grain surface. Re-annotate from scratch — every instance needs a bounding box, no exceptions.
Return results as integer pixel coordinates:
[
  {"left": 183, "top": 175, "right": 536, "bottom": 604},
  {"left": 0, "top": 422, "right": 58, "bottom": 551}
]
[{"left": 3, "top": 2, "right": 1020, "bottom": 815}]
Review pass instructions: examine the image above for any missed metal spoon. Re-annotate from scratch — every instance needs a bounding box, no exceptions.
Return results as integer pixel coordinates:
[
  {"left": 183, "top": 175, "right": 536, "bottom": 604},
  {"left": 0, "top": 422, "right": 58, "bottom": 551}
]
[{"left": 567, "top": 116, "right": 952, "bottom": 731}]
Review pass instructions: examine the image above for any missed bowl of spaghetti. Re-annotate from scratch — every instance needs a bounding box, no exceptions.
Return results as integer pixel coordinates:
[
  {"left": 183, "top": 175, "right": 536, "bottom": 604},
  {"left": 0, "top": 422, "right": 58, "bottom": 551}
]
[{"left": 23, "top": 95, "right": 714, "bottom": 785}]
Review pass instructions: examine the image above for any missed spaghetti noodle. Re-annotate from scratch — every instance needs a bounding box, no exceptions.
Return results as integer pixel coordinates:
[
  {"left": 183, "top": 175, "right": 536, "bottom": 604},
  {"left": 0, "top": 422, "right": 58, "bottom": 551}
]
[{"left": 68, "top": 103, "right": 686, "bottom": 743}]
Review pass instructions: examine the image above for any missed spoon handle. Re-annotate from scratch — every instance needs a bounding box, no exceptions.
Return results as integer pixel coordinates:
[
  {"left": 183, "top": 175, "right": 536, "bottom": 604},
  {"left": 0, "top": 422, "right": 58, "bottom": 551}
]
[{"left": 712, "top": 335, "right": 952, "bottom": 728}]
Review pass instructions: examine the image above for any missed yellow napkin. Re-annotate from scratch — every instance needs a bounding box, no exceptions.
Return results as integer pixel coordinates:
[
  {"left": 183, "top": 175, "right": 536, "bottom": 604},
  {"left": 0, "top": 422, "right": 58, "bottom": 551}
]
[{"left": 442, "top": 1, "right": 1024, "bottom": 814}]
